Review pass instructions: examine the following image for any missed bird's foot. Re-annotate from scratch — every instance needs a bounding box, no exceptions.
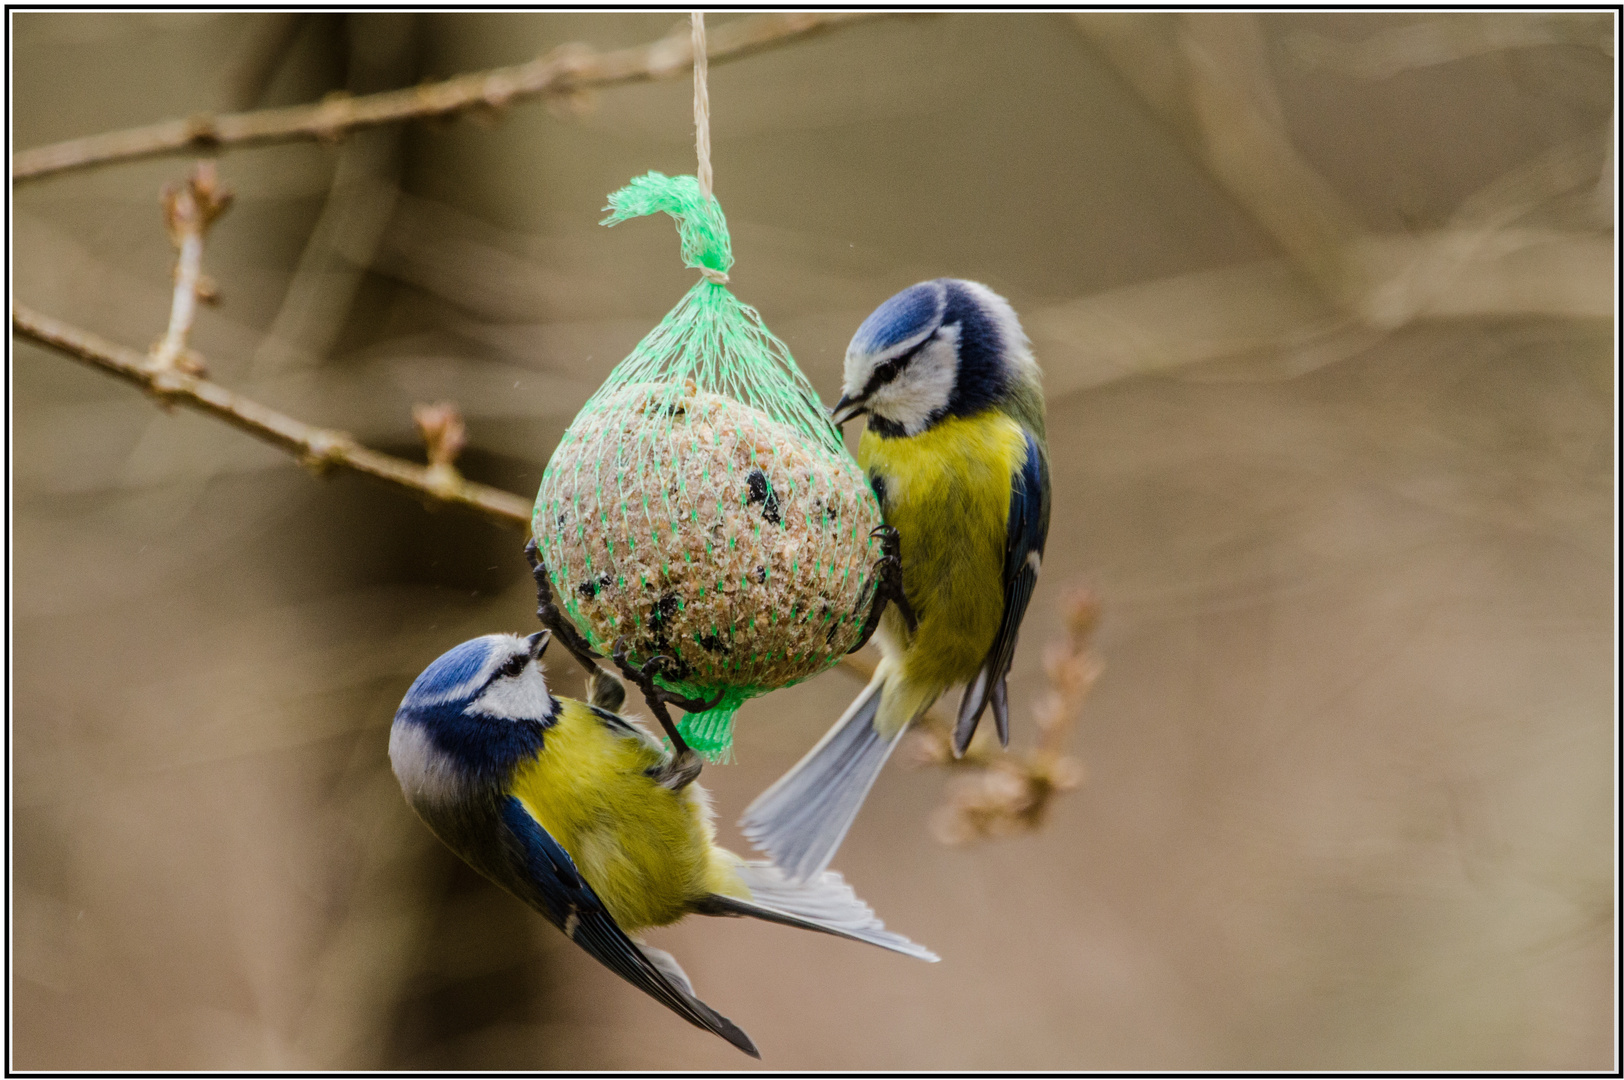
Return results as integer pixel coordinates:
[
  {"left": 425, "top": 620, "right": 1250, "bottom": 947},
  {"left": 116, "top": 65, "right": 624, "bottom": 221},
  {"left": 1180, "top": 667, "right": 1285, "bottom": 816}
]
[
  {"left": 524, "top": 539, "right": 602, "bottom": 678},
  {"left": 610, "top": 641, "right": 725, "bottom": 788},
  {"left": 848, "top": 524, "right": 917, "bottom": 653},
  {"left": 613, "top": 648, "right": 725, "bottom": 715}
]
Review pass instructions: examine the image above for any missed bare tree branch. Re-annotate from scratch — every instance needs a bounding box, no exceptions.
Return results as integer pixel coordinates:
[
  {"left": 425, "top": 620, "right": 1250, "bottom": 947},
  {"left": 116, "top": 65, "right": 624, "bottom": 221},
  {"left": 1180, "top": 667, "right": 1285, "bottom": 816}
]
[
  {"left": 11, "top": 303, "right": 534, "bottom": 529},
  {"left": 12, "top": 12, "right": 892, "bottom": 182},
  {"left": 1179, "top": 14, "right": 1375, "bottom": 315}
]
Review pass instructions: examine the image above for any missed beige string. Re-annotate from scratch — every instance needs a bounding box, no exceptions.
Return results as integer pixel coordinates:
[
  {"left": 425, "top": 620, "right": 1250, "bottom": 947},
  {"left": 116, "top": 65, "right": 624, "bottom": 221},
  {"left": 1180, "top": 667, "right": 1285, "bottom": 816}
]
[{"left": 691, "top": 11, "right": 729, "bottom": 284}]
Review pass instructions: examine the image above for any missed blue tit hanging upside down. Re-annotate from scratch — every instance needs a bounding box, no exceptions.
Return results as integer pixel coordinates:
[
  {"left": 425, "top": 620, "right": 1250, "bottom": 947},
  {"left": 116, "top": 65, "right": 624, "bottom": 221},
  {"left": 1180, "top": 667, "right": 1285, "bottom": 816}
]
[
  {"left": 390, "top": 631, "right": 937, "bottom": 1059},
  {"left": 742, "top": 278, "right": 1051, "bottom": 882}
]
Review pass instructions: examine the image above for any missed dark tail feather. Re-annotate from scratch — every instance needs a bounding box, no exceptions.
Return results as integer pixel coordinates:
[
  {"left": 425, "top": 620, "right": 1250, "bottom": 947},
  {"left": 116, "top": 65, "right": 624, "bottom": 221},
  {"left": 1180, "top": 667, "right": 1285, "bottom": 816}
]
[
  {"left": 635, "top": 943, "right": 759, "bottom": 1058},
  {"left": 739, "top": 674, "right": 899, "bottom": 882},
  {"left": 990, "top": 676, "right": 1010, "bottom": 746},
  {"left": 954, "top": 665, "right": 993, "bottom": 755}
]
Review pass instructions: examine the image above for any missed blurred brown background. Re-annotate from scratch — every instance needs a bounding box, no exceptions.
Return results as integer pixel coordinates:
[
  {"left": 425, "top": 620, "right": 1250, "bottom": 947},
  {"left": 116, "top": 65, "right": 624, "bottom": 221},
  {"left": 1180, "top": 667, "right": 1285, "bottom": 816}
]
[{"left": 10, "top": 11, "right": 1616, "bottom": 1070}]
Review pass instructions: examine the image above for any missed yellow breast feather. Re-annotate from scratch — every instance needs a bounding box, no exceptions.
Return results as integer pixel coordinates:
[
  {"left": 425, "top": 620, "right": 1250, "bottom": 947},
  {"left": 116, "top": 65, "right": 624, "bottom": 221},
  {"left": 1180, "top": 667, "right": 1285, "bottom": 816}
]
[
  {"left": 507, "top": 698, "right": 732, "bottom": 931},
  {"left": 859, "top": 412, "right": 1028, "bottom": 705}
]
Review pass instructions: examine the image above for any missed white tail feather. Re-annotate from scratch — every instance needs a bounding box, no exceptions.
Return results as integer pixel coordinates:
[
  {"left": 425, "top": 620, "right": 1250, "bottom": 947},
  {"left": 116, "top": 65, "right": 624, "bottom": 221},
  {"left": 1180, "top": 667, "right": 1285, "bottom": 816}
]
[
  {"left": 740, "top": 670, "right": 901, "bottom": 881},
  {"left": 712, "top": 861, "right": 938, "bottom": 962},
  {"left": 636, "top": 943, "right": 695, "bottom": 995}
]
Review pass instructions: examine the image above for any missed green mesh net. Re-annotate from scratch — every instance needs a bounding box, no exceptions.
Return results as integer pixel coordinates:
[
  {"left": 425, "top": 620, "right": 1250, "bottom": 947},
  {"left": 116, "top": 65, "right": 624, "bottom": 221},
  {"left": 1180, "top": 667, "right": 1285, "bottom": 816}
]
[{"left": 533, "top": 173, "right": 884, "bottom": 759}]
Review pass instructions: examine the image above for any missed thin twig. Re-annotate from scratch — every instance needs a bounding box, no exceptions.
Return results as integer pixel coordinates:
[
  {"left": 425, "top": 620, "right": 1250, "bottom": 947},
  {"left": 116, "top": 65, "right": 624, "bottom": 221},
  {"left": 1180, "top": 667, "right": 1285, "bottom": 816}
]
[
  {"left": 13, "top": 12, "right": 890, "bottom": 182},
  {"left": 11, "top": 303, "right": 533, "bottom": 530},
  {"left": 151, "top": 162, "right": 233, "bottom": 374},
  {"left": 412, "top": 401, "right": 471, "bottom": 502},
  {"left": 15, "top": 298, "right": 887, "bottom": 683},
  {"left": 904, "top": 585, "right": 1100, "bottom": 845}
]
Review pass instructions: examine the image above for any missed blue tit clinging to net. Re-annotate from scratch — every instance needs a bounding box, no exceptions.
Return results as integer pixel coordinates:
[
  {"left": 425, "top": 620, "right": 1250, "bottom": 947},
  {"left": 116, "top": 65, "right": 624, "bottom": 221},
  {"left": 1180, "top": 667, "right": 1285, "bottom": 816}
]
[
  {"left": 389, "top": 632, "right": 937, "bottom": 1059},
  {"left": 742, "top": 279, "right": 1050, "bottom": 882}
]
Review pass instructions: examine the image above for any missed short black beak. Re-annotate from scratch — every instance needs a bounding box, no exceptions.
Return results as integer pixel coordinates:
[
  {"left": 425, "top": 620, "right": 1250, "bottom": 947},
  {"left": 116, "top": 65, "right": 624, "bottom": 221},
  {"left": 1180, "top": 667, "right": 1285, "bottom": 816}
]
[
  {"left": 830, "top": 394, "right": 867, "bottom": 428},
  {"left": 526, "top": 630, "right": 551, "bottom": 660}
]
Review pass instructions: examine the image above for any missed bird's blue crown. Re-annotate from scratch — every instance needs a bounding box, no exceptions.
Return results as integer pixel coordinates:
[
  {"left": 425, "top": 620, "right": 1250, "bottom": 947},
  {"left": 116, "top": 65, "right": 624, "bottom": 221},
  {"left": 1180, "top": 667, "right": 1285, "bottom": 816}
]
[
  {"left": 394, "top": 634, "right": 555, "bottom": 791},
  {"left": 845, "top": 279, "right": 1028, "bottom": 437}
]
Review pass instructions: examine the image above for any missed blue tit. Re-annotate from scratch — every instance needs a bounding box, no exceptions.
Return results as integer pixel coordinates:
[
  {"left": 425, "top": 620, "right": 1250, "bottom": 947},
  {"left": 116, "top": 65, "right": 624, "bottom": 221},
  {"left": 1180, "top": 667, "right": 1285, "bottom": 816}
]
[
  {"left": 390, "top": 632, "right": 937, "bottom": 1059},
  {"left": 742, "top": 278, "right": 1050, "bottom": 881}
]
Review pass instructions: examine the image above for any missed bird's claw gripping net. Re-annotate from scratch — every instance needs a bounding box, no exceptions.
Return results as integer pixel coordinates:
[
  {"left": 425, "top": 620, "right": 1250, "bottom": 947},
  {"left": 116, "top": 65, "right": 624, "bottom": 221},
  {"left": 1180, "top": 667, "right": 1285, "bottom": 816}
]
[
  {"left": 525, "top": 538, "right": 603, "bottom": 677},
  {"left": 847, "top": 524, "right": 916, "bottom": 654}
]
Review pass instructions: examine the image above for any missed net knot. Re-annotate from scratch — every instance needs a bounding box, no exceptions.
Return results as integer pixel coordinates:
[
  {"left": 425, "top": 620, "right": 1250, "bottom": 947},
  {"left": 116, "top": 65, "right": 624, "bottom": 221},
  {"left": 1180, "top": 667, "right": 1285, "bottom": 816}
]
[{"left": 602, "top": 172, "right": 734, "bottom": 279}]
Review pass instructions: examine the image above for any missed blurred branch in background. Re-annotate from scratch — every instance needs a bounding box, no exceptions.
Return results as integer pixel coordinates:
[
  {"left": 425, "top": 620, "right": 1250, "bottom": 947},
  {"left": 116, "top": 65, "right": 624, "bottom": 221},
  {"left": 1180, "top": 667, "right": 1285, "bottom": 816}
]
[
  {"left": 1055, "top": 11, "right": 1612, "bottom": 384},
  {"left": 250, "top": 13, "right": 415, "bottom": 378},
  {"left": 1283, "top": 12, "right": 1614, "bottom": 80},
  {"left": 11, "top": 11, "right": 891, "bottom": 182},
  {"left": 1067, "top": 13, "right": 1366, "bottom": 311},
  {"left": 905, "top": 586, "right": 1099, "bottom": 845},
  {"left": 221, "top": 12, "right": 313, "bottom": 109}
]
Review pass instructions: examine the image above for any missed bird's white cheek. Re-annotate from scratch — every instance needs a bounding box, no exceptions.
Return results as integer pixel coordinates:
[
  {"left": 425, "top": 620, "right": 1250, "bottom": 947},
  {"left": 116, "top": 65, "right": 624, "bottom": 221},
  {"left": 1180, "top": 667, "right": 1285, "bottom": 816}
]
[
  {"left": 389, "top": 721, "right": 467, "bottom": 807},
  {"left": 466, "top": 667, "right": 554, "bottom": 720},
  {"left": 871, "top": 330, "right": 958, "bottom": 435}
]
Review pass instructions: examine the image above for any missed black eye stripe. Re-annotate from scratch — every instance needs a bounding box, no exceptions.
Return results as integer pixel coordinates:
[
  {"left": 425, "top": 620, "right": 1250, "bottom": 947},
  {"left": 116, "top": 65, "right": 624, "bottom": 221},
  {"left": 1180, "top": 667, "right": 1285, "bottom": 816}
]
[
  {"left": 862, "top": 333, "right": 933, "bottom": 398},
  {"left": 495, "top": 653, "right": 528, "bottom": 680}
]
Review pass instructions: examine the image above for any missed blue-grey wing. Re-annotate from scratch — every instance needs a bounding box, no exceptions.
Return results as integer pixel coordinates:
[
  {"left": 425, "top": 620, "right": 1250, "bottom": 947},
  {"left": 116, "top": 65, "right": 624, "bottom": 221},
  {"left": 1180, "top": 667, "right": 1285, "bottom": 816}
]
[
  {"left": 497, "top": 798, "right": 759, "bottom": 1057},
  {"left": 954, "top": 430, "right": 1049, "bottom": 753}
]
